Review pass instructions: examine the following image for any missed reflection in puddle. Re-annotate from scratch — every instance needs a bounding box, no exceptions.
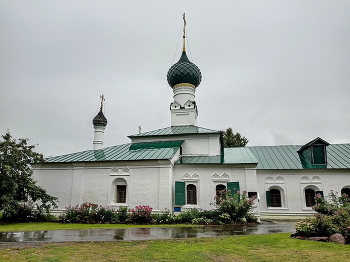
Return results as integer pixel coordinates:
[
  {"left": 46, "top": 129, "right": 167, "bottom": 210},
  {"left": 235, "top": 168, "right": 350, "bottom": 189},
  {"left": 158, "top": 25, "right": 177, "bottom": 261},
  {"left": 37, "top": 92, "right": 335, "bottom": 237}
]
[{"left": 0, "top": 222, "right": 295, "bottom": 243}]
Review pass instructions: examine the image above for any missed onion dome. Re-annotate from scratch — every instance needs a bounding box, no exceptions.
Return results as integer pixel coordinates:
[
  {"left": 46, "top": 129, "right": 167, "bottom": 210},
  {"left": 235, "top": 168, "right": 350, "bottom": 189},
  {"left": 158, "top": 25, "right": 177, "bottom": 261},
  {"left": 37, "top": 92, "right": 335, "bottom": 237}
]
[
  {"left": 167, "top": 51, "right": 202, "bottom": 88},
  {"left": 93, "top": 109, "right": 107, "bottom": 127}
]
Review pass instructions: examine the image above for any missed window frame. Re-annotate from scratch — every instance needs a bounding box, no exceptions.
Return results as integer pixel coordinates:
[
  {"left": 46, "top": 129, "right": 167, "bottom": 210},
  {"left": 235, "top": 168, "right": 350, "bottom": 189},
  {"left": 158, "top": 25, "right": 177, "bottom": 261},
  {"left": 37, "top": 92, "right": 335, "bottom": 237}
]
[
  {"left": 311, "top": 145, "right": 326, "bottom": 165},
  {"left": 305, "top": 188, "right": 316, "bottom": 207},
  {"left": 116, "top": 185, "right": 127, "bottom": 203},
  {"left": 186, "top": 184, "right": 197, "bottom": 205},
  {"left": 269, "top": 189, "right": 282, "bottom": 207}
]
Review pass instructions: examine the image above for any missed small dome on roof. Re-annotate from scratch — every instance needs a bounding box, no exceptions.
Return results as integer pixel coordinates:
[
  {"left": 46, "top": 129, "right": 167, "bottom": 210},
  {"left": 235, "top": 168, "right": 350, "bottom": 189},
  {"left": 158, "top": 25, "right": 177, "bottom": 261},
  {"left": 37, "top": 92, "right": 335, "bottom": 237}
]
[
  {"left": 167, "top": 51, "right": 202, "bottom": 88},
  {"left": 93, "top": 109, "right": 107, "bottom": 127}
]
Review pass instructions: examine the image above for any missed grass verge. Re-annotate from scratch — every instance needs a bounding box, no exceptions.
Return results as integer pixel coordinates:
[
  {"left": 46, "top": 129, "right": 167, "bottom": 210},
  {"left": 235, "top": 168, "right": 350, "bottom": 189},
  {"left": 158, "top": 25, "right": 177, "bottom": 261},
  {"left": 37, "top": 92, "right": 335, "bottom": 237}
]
[{"left": 0, "top": 233, "right": 348, "bottom": 262}]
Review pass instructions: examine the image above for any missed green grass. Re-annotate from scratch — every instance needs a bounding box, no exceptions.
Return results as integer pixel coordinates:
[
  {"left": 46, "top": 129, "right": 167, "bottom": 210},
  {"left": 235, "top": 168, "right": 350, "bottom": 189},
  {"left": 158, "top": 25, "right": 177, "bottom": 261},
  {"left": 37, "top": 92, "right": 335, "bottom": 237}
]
[
  {"left": 0, "top": 222, "right": 196, "bottom": 232},
  {"left": 1, "top": 233, "right": 349, "bottom": 262}
]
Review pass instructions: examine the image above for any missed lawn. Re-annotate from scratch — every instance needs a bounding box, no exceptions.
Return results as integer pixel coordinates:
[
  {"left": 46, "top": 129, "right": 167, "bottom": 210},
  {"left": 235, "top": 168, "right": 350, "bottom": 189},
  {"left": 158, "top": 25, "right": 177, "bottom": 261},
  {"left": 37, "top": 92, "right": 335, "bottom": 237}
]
[{"left": 0, "top": 233, "right": 348, "bottom": 262}]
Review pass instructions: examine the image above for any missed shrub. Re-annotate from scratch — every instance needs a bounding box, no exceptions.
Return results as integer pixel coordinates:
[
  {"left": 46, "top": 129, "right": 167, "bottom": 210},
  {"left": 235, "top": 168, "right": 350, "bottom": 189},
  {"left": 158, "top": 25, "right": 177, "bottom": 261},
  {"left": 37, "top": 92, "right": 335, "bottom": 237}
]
[
  {"left": 175, "top": 208, "right": 205, "bottom": 223},
  {"left": 129, "top": 205, "right": 152, "bottom": 224},
  {"left": 295, "top": 191, "right": 350, "bottom": 238},
  {"left": 59, "top": 202, "right": 115, "bottom": 224},
  {"left": 191, "top": 217, "right": 213, "bottom": 225},
  {"left": 331, "top": 206, "right": 350, "bottom": 238},
  {"left": 152, "top": 209, "right": 176, "bottom": 224},
  {"left": 1, "top": 201, "right": 54, "bottom": 222},
  {"left": 113, "top": 206, "right": 129, "bottom": 224},
  {"left": 212, "top": 190, "right": 257, "bottom": 224},
  {"left": 295, "top": 220, "right": 317, "bottom": 237}
]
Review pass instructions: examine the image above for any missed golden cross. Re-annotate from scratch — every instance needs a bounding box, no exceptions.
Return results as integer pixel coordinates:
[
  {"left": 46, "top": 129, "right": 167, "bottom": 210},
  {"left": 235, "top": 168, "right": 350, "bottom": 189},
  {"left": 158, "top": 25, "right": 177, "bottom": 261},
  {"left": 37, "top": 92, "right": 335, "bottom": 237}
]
[
  {"left": 100, "top": 94, "right": 105, "bottom": 109},
  {"left": 182, "top": 12, "right": 187, "bottom": 52},
  {"left": 182, "top": 12, "right": 186, "bottom": 36}
]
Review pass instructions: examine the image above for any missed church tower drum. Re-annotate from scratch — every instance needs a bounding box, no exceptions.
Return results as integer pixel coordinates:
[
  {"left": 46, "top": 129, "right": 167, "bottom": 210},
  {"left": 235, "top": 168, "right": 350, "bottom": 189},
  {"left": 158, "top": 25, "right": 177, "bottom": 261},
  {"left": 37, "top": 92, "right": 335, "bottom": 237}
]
[
  {"left": 92, "top": 95, "right": 107, "bottom": 150},
  {"left": 167, "top": 13, "right": 202, "bottom": 126}
]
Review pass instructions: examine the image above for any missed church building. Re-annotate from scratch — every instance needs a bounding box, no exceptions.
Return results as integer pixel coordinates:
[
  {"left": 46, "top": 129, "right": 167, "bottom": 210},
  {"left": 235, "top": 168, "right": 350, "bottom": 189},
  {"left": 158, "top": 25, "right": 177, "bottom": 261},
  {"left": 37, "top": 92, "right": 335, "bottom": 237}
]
[{"left": 32, "top": 17, "right": 350, "bottom": 219}]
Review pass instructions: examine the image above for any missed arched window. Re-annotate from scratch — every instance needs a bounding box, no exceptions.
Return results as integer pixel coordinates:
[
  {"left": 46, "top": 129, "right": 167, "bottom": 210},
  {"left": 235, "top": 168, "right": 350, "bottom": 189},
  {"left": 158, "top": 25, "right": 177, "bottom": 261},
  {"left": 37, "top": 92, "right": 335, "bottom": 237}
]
[
  {"left": 270, "top": 189, "right": 281, "bottom": 207},
  {"left": 216, "top": 184, "right": 226, "bottom": 198},
  {"left": 341, "top": 187, "right": 350, "bottom": 197},
  {"left": 114, "top": 178, "right": 127, "bottom": 204},
  {"left": 186, "top": 184, "right": 197, "bottom": 205},
  {"left": 341, "top": 187, "right": 350, "bottom": 202},
  {"left": 305, "top": 188, "right": 316, "bottom": 207}
]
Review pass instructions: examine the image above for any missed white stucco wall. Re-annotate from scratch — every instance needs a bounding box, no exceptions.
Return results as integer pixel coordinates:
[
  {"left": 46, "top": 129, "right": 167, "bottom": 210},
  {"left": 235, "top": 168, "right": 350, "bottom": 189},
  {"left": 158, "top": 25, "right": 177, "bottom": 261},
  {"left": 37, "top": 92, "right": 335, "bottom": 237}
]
[
  {"left": 130, "top": 134, "right": 221, "bottom": 156},
  {"left": 257, "top": 169, "right": 350, "bottom": 215},
  {"left": 33, "top": 160, "right": 175, "bottom": 212}
]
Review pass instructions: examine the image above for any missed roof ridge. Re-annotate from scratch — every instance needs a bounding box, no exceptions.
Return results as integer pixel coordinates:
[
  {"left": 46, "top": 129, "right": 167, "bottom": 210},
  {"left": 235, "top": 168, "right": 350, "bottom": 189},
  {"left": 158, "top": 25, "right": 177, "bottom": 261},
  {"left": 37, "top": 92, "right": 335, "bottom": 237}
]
[{"left": 128, "top": 125, "right": 220, "bottom": 138}]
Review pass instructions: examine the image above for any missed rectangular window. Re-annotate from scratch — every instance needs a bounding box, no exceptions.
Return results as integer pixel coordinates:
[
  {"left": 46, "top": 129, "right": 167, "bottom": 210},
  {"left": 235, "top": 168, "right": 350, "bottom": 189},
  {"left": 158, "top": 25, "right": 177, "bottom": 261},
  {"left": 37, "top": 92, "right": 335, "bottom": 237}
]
[
  {"left": 116, "top": 185, "right": 126, "bottom": 203},
  {"left": 312, "top": 145, "right": 326, "bottom": 164}
]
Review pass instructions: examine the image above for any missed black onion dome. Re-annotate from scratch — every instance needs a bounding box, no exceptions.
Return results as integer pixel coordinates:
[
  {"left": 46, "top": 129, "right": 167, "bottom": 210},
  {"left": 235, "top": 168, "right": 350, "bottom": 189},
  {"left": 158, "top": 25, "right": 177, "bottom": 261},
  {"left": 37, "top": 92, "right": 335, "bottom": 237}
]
[
  {"left": 93, "top": 109, "right": 107, "bottom": 126},
  {"left": 167, "top": 51, "right": 202, "bottom": 88}
]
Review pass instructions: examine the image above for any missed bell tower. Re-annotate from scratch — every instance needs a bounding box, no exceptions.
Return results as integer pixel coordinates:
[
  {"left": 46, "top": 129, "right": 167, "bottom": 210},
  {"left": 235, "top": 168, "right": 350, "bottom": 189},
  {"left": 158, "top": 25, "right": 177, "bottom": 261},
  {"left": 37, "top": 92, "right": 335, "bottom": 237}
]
[{"left": 166, "top": 13, "right": 202, "bottom": 126}]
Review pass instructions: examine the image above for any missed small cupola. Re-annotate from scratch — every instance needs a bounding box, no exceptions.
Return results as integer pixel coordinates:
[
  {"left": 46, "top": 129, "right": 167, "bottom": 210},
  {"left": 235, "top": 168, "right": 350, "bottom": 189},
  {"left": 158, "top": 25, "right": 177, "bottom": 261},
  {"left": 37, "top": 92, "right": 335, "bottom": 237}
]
[
  {"left": 93, "top": 110, "right": 108, "bottom": 127},
  {"left": 297, "top": 137, "right": 329, "bottom": 169},
  {"left": 92, "top": 95, "right": 107, "bottom": 150}
]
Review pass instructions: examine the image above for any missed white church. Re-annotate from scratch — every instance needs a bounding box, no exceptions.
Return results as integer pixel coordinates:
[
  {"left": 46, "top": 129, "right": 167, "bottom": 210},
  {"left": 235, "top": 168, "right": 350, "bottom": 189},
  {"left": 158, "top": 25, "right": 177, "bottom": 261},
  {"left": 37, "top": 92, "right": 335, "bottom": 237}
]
[{"left": 32, "top": 19, "right": 350, "bottom": 219}]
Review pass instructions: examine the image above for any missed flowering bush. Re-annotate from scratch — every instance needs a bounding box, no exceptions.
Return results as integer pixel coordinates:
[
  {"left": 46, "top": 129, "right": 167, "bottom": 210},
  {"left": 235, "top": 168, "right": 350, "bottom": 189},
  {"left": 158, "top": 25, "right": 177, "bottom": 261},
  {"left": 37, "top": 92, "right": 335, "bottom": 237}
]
[
  {"left": 175, "top": 208, "right": 205, "bottom": 223},
  {"left": 152, "top": 209, "right": 176, "bottom": 224},
  {"left": 129, "top": 205, "right": 152, "bottom": 224},
  {"left": 212, "top": 189, "right": 257, "bottom": 224},
  {"left": 59, "top": 202, "right": 114, "bottom": 223},
  {"left": 295, "top": 191, "right": 350, "bottom": 239},
  {"left": 295, "top": 214, "right": 339, "bottom": 237}
]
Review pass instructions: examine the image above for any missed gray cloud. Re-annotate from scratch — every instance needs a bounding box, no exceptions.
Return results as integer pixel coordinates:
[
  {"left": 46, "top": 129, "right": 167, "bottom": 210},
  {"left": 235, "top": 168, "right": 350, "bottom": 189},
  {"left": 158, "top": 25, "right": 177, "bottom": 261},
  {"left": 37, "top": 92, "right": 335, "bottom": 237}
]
[{"left": 1, "top": 1, "right": 349, "bottom": 156}]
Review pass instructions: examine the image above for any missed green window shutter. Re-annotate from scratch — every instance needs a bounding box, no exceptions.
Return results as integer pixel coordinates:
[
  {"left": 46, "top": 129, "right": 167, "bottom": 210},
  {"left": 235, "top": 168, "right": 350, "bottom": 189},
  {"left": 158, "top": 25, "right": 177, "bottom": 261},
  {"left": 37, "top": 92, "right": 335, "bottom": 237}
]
[
  {"left": 227, "top": 182, "right": 240, "bottom": 195},
  {"left": 175, "top": 181, "right": 186, "bottom": 205},
  {"left": 266, "top": 191, "right": 271, "bottom": 207},
  {"left": 316, "top": 191, "right": 324, "bottom": 198}
]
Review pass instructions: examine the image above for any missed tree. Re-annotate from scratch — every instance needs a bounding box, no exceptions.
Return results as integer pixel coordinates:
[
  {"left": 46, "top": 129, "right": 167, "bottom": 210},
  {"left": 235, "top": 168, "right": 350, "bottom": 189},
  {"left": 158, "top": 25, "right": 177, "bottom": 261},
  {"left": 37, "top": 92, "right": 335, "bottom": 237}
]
[
  {"left": 222, "top": 128, "right": 249, "bottom": 148},
  {"left": 0, "top": 132, "right": 57, "bottom": 221}
]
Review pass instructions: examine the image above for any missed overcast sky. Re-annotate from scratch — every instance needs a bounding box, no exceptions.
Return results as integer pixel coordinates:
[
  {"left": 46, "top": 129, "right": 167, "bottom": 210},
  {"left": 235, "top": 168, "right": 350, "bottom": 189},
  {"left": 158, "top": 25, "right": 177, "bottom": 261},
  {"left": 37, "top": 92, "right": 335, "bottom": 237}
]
[{"left": 1, "top": 1, "right": 349, "bottom": 157}]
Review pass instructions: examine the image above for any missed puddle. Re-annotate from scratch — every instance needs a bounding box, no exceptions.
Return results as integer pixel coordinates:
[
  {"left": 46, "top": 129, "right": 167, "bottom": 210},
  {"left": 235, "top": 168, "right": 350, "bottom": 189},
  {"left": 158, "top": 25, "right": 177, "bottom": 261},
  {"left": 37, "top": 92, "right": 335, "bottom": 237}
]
[{"left": 0, "top": 221, "right": 295, "bottom": 242}]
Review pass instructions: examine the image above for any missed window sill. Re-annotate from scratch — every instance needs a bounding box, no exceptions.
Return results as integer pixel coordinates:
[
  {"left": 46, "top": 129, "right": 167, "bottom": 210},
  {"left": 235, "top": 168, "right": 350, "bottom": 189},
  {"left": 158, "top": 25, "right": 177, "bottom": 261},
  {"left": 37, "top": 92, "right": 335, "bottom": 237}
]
[
  {"left": 183, "top": 205, "right": 200, "bottom": 209},
  {"left": 266, "top": 207, "right": 289, "bottom": 210},
  {"left": 302, "top": 207, "right": 314, "bottom": 211},
  {"left": 108, "top": 203, "right": 128, "bottom": 207}
]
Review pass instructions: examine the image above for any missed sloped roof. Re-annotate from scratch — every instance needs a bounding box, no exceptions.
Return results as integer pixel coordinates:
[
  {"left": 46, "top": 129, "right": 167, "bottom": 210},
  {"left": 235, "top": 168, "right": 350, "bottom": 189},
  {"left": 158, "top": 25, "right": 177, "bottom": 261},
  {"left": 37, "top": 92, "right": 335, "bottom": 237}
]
[
  {"left": 175, "top": 148, "right": 258, "bottom": 165},
  {"left": 249, "top": 144, "right": 350, "bottom": 169},
  {"left": 128, "top": 125, "right": 220, "bottom": 138},
  {"left": 45, "top": 140, "right": 184, "bottom": 163}
]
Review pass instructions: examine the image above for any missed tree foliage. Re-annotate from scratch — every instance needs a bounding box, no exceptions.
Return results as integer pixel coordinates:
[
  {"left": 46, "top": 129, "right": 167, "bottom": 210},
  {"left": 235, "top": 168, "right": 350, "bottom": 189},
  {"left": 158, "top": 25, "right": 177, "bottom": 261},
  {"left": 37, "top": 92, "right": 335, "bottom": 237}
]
[
  {"left": 0, "top": 132, "right": 57, "bottom": 221},
  {"left": 222, "top": 128, "right": 249, "bottom": 148}
]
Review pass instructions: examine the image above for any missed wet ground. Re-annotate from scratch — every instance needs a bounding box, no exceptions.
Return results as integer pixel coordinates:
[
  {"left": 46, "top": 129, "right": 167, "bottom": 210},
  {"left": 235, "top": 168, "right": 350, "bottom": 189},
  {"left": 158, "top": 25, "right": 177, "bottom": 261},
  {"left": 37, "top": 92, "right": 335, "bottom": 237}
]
[{"left": 0, "top": 221, "right": 295, "bottom": 243}]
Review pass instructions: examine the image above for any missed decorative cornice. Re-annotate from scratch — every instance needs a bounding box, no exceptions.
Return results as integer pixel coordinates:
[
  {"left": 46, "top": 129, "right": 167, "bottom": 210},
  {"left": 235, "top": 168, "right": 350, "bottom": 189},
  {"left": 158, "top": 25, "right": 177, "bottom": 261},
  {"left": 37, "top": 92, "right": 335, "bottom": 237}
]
[{"left": 173, "top": 83, "right": 196, "bottom": 89}]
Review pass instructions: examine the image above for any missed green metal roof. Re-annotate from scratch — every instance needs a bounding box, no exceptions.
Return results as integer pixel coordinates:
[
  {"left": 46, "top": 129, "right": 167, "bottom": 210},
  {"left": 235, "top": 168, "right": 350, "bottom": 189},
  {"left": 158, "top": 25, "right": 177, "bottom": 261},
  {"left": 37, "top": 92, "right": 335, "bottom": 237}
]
[
  {"left": 249, "top": 144, "right": 350, "bottom": 169},
  {"left": 224, "top": 148, "right": 258, "bottom": 164},
  {"left": 45, "top": 140, "right": 184, "bottom": 163},
  {"left": 175, "top": 148, "right": 258, "bottom": 165},
  {"left": 128, "top": 126, "right": 220, "bottom": 138}
]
